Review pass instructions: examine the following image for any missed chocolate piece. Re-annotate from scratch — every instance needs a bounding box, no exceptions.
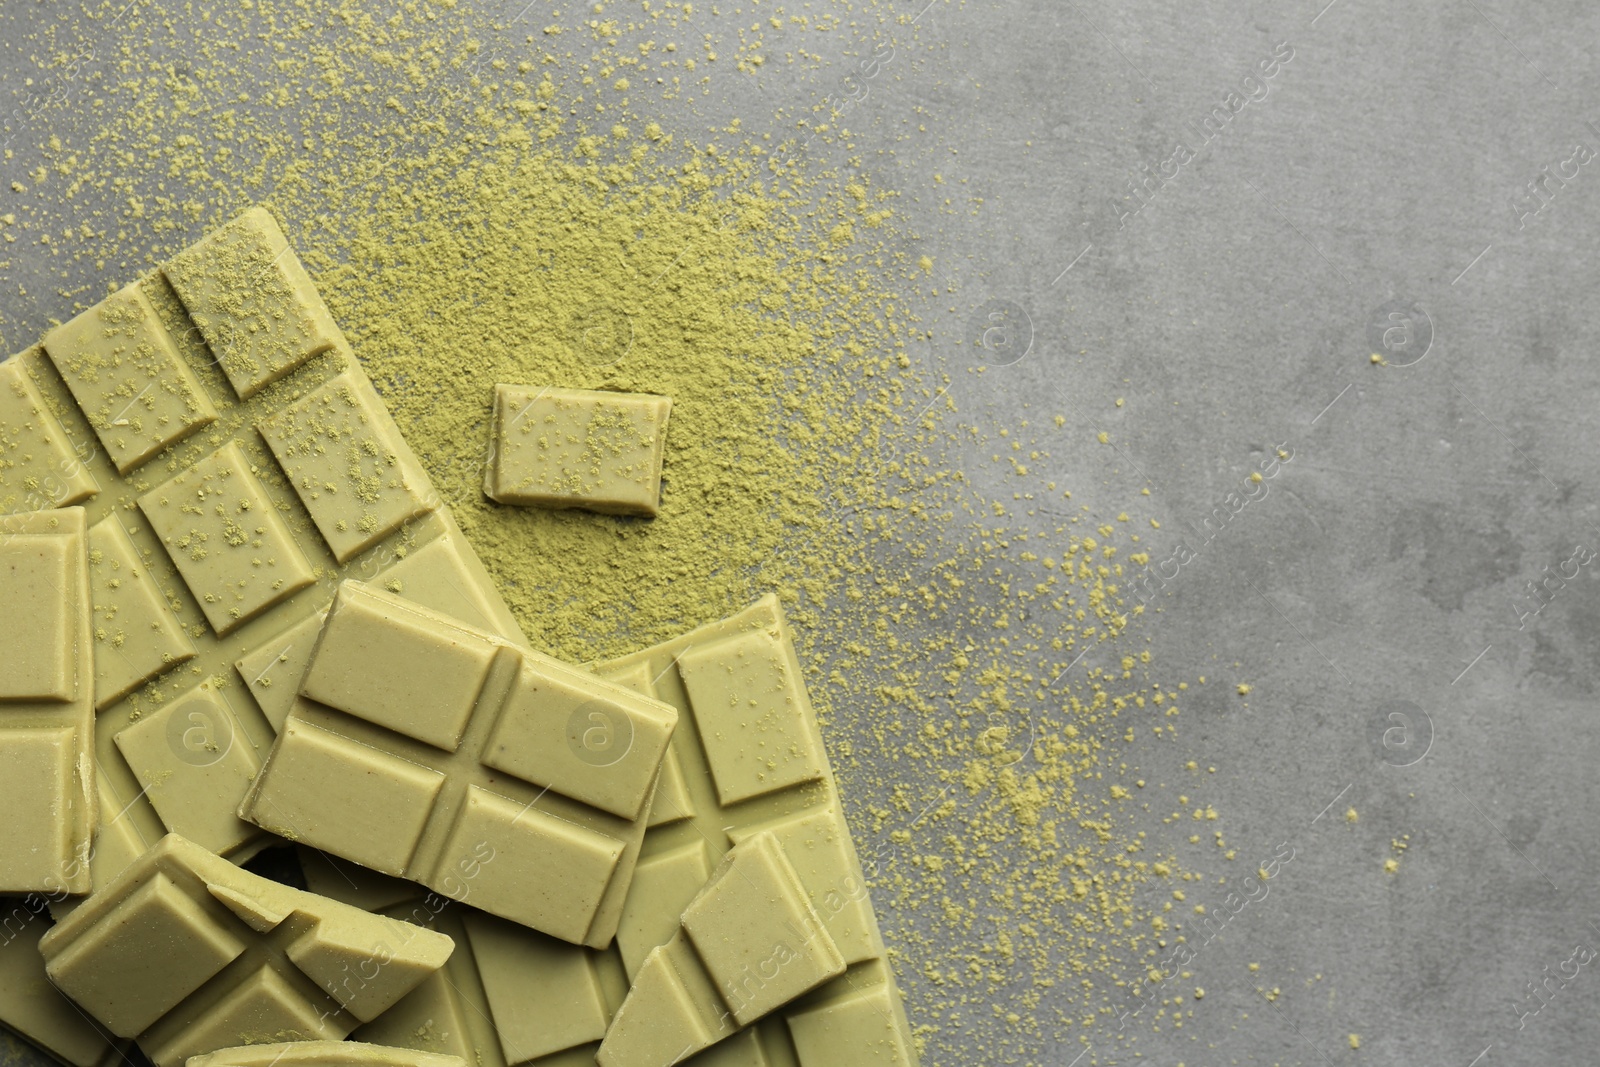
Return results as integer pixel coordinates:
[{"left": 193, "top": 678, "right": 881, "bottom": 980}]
[
  {"left": 43, "top": 278, "right": 218, "bottom": 473},
  {"left": 87, "top": 513, "right": 197, "bottom": 709},
  {"left": 0, "top": 507, "right": 95, "bottom": 895},
  {"left": 114, "top": 676, "right": 269, "bottom": 858},
  {"left": 359, "top": 901, "right": 629, "bottom": 1067},
  {"left": 597, "top": 832, "right": 847, "bottom": 1065},
  {"left": 233, "top": 508, "right": 527, "bottom": 737},
  {"left": 785, "top": 987, "right": 915, "bottom": 1063},
  {"left": 297, "top": 851, "right": 628, "bottom": 1067},
  {"left": 677, "top": 833, "right": 845, "bottom": 1024},
  {"left": 256, "top": 373, "right": 433, "bottom": 564},
  {"left": 162, "top": 207, "right": 340, "bottom": 399},
  {"left": 484, "top": 385, "right": 670, "bottom": 516},
  {"left": 593, "top": 595, "right": 917, "bottom": 1064},
  {"left": 138, "top": 439, "right": 318, "bottom": 636},
  {"left": 187, "top": 1040, "right": 467, "bottom": 1067},
  {"left": 240, "top": 581, "right": 678, "bottom": 947},
  {"left": 0, "top": 353, "right": 98, "bottom": 513},
  {"left": 0, "top": 896, "right": 125, "bottom": 1067},
  {"left": 39, "top": 834, "right": 453, "bottom": 1067}
]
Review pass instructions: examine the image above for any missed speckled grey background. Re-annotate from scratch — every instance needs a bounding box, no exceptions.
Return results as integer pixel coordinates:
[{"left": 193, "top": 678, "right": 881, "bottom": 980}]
[{"left": 4, "top": 1, "right": 1599, "bottom": 1065}]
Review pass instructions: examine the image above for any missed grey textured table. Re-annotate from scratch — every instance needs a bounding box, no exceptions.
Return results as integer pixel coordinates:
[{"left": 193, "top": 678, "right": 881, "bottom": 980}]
[{"left": 3, "top": 1, "right": 1598, "bottom": 1065}]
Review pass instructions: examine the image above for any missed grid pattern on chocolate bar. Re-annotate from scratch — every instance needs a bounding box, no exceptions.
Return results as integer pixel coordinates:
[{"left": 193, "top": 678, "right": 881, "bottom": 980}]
[
  {"left": 592, "top": 596, "right": 917, "bottom": 1066},
  {"left": 241, "top": 582, "right": 676, "bottom": 949},
  {"left": 0, "top": 206, "right": 528, "bottom": 899},
  {"left": 39, "top": 834, "right": 453, "bottom": 1067}
]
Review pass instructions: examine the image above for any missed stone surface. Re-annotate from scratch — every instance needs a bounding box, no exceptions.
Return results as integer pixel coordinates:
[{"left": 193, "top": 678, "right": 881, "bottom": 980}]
[{"left": 5, "top": 3, "right": 1600, "bottom": 1065}]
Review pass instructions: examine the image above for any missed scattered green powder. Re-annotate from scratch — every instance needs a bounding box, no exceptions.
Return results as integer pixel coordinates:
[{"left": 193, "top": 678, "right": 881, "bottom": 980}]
[
  {"left": 311, "top": 129, "right": 914, "bottom": 656},
  {"left": 0, "top": 2, "right": 1264, "bottom": 1062}
]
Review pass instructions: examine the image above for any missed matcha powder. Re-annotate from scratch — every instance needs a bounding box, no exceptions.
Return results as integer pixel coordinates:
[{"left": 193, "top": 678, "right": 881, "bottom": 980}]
[{"left": 309, "top": 128, "right": 913, "bottom": 659}]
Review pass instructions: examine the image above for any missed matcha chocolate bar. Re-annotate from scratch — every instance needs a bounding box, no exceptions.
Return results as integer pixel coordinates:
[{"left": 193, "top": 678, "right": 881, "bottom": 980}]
[
  {"left": 240, "top": 581, "right": 678, "bottom": 947},
  {"left": 593, "top": 595, "right": 917, "bottom": 1064}
]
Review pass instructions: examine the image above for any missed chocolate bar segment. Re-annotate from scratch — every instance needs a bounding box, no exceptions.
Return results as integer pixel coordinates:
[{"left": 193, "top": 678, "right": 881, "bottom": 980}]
[
  {"left": 113, "top": 679, "right": 264, "bottom": 856},
  {"left": 39, "top": 834, "right": 453, "bottom": 1067},
  {"left": 485, "top": 385, "right": 671, "bottom": 517},
  {"left": 675, "top": 629, "right": 826, "bottom": 805},
  {"left": 162, "top": 206, "right": 340, "bottom": 399},
  {"left": 678, "top": 832, "right": 846, "bottom": 1026},
  {"left": 297, "top": 851, "right": 629, "bottom": 1067},
  {"left": 138, "top": 440, "right": 318, "bottom": 636},
  {"left": 0, "top": 353, "right": 97, "bottom": 513},
  {"left": 0, "top": 896, "right": 126, "bottom": 1067},
  {"left": 0, "top": 507, "right": 95, "bottom": 895},
  {"left": 87, "top": 513, "right": 198, "bottom": 709},
  {"left": 257, "top": 372, "right": 433, "bottom": 563},
  {"left": 240, "top": 581, "right": 678, "bottom": 947},
  {"left": 43, "top": 279, "right": 218, "bottom": 474},
  {"left": 786, "top": 986, "right": 915, "bottom": 1065}
]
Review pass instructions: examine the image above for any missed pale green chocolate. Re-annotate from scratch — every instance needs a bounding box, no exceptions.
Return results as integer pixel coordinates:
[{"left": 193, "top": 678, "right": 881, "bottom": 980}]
[
  {"left": 594, "top": 595, "right": 917, "bottom": 1065},
  {"left": 1, "top": 206, "right": 531, "bottom": 891},
  {"left": 785, "top": 986, "right": 916, "bottom": 1063},
  {"left": 0, "top": 897, "right": 126, "bottom": 1067},
  {"left": 485, "top": 385, "right": 671, "bottom": 517},
  {"left": 0, "top": 209, "right": 548, "bottom": 1064},
  {"left": 240, "top": 580, "right": 678, "bottom": 947},
  {"left": 257, "top": 371, "right": 433, "bottom": 564},
  {"left": 679, "top": 832, "right": 846, "bottom": 1026},
  {"left": 0, "top": 507, "right": 95, "bottom": 896},
  {"left": 87, "top": 513, "right": 197, "bottom": 710},
  {"left": 360, "top": 901, "right": 629, "bottom": 1067},
  {"left": 137, "top": 440, "right": 319, "bottom": 636},
  {"left": 0, "top": 354, "right": 98, "bottom": 514},
  {"left": 113, "top": 677, "right": 265, "bottom": 857},
  {"left": 43, "top": 279, "right": 218, "bottom": 474},
  {"left": 39, "top": 834, "right": 453, "bottom": 1067},
  {"left": 598, "top": 832, "right": 846, "bottom": 1066},
  {"left": 162, "top": 207, "right": 341, "bottom": 400},
  {"left": 300, "top": 851, "right": 630, "bottom": 1067}
]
